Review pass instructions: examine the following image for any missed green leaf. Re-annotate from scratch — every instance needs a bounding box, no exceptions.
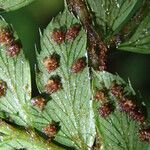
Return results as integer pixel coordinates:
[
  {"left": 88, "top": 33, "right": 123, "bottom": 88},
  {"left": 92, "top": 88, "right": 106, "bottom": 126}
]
[
  {"left": 86, "top": 0, "right": 142, "bottom": 36},
  {"left": 0, "top": 18, "right": 54, "bottom": 133},
  {"left": 0, "top": 18, "right": 32, "bottom": 126},
  {"left": 0, "top": 19, "right": 67, "bottom": 149},
  {"left": 0, "top": 120, "right": 64, "bottom": 150},
  {"left": 36, "top": 8, "right": 95, "bottom": 149},
  {"left": 118, "top": 11, "right": 150, "bottom": 54},
  {"left": 92, "top": 70, "right": 150, "bottom": 150},
  {"left": 0, "top": 0, "right": 34, "bottom": 12}
]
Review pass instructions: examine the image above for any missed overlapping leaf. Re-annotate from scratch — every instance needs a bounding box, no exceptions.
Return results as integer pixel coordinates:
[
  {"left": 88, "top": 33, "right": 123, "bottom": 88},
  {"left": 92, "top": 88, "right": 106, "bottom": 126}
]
[
  {"left": 86, "top": 0, "right": 142, "bottom": 36},
  {"left": 0, "top": 18, "right": 46, "bottom": 129},
  {"left": 36, "top": 8, "right": 95, "bottom": 149},
  {"left": 118, "top": 11, "right": 150, "bottom": 54},
  {"left": 92, "top": 70, "right": 150, "bottom": 150},
  {"left": 0, "top": 19, "right": 33, "bottom": 126},
  {"left": 0, "top": 19, "right": 65, "bottom": 150},
  {"left": 0, "top": 0, "right": 34, "bottom": 12}
]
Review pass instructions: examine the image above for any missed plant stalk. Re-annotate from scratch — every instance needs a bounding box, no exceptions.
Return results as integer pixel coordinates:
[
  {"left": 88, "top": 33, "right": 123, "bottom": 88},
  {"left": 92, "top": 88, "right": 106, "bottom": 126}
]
[
  {"left": 0, "top": 120, "right": 66, "bottom": 150},
  {"left": 66, "top": 0, "right": 108, "bottom": 70}
]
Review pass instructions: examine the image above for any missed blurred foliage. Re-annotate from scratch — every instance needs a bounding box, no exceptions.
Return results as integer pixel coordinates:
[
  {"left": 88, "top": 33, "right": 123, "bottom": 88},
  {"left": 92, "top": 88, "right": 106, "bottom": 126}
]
[{"left": 1, "top": 0, "right": 150, "bottom": 101}]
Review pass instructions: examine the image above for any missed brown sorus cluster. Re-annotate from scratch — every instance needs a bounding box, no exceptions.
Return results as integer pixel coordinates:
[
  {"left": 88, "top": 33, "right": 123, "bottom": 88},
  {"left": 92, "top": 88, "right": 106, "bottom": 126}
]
[
  {"left": 129, "top": 108, "right": 145, "bottom": 123},
  {"left": 119, "top": 99, "right": 145, "bottom": 123},
  {"left": 6, "top": 41, "right": 21, "bottom": 57},
  {"left": 98, "top": 103, "right": 114, "bottom": 118},
  {"left": 120, "top": 99, "right": 145, "bottom": 123},
  {"left": 71, "top": 57, "right": 87, "bottom": 73},
  {"left": 51, "top": 23, "right": 81, "bottom": 44},
  {"left": 96, "top": 83, "right": 147, "bottom": 125},
  {"left": 43, "top": 123, "right": 57, "bottom": 137},
  {"left": 43, "top": 54, "right": 59, "bottom": 73},
  {"left": 0, "top": 80, "right": 7, "bottom": 97},
  {"left": 0, "top": 28, "right": 13, "bottom": 44},
  {"left": 94, "top": 90, "right": 106, "bottom": 102},
  {"left": 45, "top": 77, "right": 61, "bottom": 94},
  {"left": 111, "top": 83, "right": 146, "bottom": 123},
  {"left": 52, "top": 28, "right": 65, "bottom": 44},
  {"left": 139, "top": 128, "right": 150, "bottom": 142},
  {"left": 119, "top": 99, "right": 136, "bottom": 113},
  {"left": 111, "top": 84, "right": 123, "bottom": 98},
  {"left": 66, "top": 23, "right": 81, "bottom": 40},
  {"left": 31, "top": 96, "right": 46, "bottom": 110},
  {"left": 0, "top": 28, "right": 21, "bottom": 57}
]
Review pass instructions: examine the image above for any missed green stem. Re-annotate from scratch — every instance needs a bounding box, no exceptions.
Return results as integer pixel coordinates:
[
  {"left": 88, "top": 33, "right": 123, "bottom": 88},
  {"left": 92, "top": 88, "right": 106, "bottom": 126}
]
[{"left": 0, "top": 120, "right": 65, "bottom": 150}]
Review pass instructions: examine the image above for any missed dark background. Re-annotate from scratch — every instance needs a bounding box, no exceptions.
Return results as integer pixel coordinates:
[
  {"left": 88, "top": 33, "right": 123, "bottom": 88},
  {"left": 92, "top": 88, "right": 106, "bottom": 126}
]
[{"left": 2, "top": 0, "right": 150, "bottom": 103}]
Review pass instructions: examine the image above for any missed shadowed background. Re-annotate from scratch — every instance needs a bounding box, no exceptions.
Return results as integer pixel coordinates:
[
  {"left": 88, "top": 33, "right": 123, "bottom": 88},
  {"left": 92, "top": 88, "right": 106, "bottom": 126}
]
[{"left": 2, "top": 0, "right": 150, "bottom": 103}]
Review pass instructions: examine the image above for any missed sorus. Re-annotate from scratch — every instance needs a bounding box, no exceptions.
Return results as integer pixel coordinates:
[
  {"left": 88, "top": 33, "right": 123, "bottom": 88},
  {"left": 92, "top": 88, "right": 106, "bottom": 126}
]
[
  {"left": 119, "top": 99, "right": 136, "bottom": 113},
  {"left": 0, "top": 28, "right": 13, "bottom": 44},
  {"left": 129, "top": 108, "right": 146, "bottom": 123},
  {"left": 110, "top": 84, "right": 123, "bottom": 98},
  {"left": 45, "top": 77, "right": 61, "bottom": 94},
  {"left": 139, "top": 128, "right": 150, "bottom": 142},
  {"left": 71, "top": 57, "right": 87, "bottom": 73},
  {"left": 66, "top": 23, "right": 81, "bottom": 40},
  {"left": 51, "top": 28, "right": 65, "bottom": 44},
  {"left": 31, "top": 96, "right": 46, "bottom": 110},
  {"left": 98, "top": 103, "right": 114, "bottom": 118},
  {"left": 43, "top": 54, "right": 59, "bottom": 73},
  {"left": 6, "top": 41, "right": 21, "bottom": 57},
  {"left": 94, "top": 90, "right": 106, "bottom": 102},
  {"left": 43, "top": 123, "right": 58, "bottom": 137},
  {"left": 0, "top": 80, "right": 7, "bottom": 97}
]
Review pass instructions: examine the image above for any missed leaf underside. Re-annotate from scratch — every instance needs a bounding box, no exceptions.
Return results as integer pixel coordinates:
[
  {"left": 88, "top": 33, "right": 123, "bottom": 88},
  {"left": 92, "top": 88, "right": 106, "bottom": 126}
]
[
  {"left": 0, "top": 18, "right": 48, "bottom": 130},
  {"left": 0, "top": 0, "right": 34, "bottom": 12},
  {"left": 36, "top": 3, "right": 150, "bottom": 150},
  {"left": 92, "top": 71, "right": 150, "bottom": 150},
  {"left": 36, "top": 8, "right": 95, "bottom": 149},
  {"left": 0, "top": 19, "right": 32, "bottom": 126},
  {"left": 0, "top": 0, "right": 149, "bottom": 150},
  {"left": 0, "top": 18, "right": 65, "bottom": 150}
]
